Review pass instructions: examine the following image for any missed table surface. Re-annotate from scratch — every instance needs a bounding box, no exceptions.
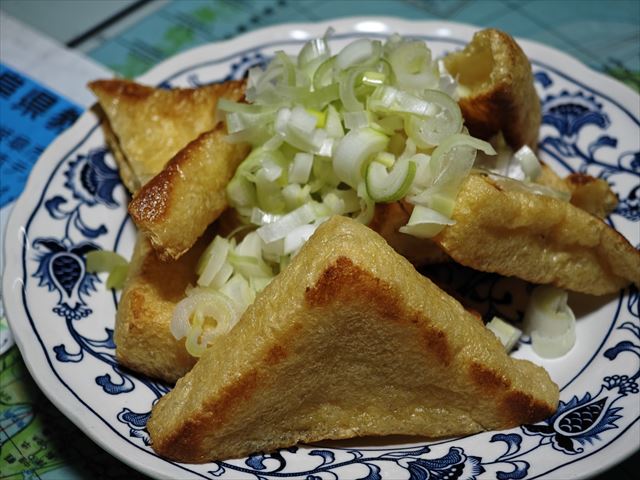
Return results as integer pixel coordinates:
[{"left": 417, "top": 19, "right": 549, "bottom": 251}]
[{"left": 0, "top": 1, "right": 638, "bottom": 479}]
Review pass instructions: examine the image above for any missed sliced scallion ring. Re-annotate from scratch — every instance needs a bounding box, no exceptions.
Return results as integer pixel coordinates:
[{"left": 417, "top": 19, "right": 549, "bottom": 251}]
[
  {"left": 523, "top": 285, "right": 576, "bottom": 358},
  {"left": 366, "top": 157, "right": 417, "bottom": 203},
  {"left": 332, "top": 127, "right": 389, "bottom": 188}
]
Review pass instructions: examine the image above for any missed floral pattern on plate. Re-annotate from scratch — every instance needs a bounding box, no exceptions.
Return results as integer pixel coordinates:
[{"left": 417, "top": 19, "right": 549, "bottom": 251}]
[{"left": 3, "top": 18, "right": 639, "bottom": 480}]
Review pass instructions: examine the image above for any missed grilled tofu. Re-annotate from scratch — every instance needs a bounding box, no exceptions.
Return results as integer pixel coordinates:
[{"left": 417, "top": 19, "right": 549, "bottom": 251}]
[
  {"left": 444, "top": 28, "right": 541, "bottom": 150},
  {"left": 147, "top": 216, "right": 558, "bottom": 462},
  {"left": 89, "top": 78, "right": 245, "bottom": 192}
]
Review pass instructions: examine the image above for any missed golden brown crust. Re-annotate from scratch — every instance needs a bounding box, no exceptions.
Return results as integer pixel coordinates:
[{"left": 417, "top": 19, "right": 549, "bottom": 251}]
[
  {"left": 89, "top": 78, "right": 246, "bottom": 192},
  {"left": 564, "top": 173, "right": 618, "bottom": 218},
  {"left": 537, "top": 162, "right": 571, "bottom": 193},
  {"left": 444, "top": 28, "right": 540, "bottom": 150},
  {"left": 434, "top": 174, "right": 640, "bottom": 295},
  {"left": 147, "top": 216, "right": 558, "bottom": 463},
  {"left": 128, "top": 126, "right": 251, "bottom": 260},
  {"left": 114, "top": 232, "right": 216, "bottom": 382}
]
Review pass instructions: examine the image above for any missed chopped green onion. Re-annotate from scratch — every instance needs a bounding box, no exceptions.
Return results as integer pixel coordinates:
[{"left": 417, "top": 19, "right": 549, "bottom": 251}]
[
  {"left": 523, "top": 285, "right": 576, "bottom": 358},
  {"left": 181, "top": 33, "right": 507, "bottom": 354},
  {"left": 480, "top": 170, "right": 572, "bottom": 202},
  {"left": 335, "top": 38, "right": 380, "bottom": 70},
  {"left": 387, "top": 40, "right": 438, "bottom": 91},
  {"left": 513, "top": 145, "right": 542, "bottom": 181},
  {"left": 398, "top": 205, "right": 455, "bottom": 238},
  {"left": 85, "top": 250, "right": 129, "bottom": 290},
  {"left": 289, "top": 152, "right": 314, "bottom": 184},
  {"left": 172, "top": 288, "right": 242, "bottom": 357},
  {"left": 198, "top": 236, "right": 231, "bottom": 286},
  {"left": 362, "top": 71, "right": 386, "bottom": 86},
  {"left": 486, "top": 316, "right": 522, "bottom": 352},
  {"left": 333, "top": 127, "right": 389, "bottom": 188},
  {"left": 256, "top": 202, "right": 318, "bottom": 243},
  {"left": 366, "top": 157, "right": 416, "bottom": 203}
]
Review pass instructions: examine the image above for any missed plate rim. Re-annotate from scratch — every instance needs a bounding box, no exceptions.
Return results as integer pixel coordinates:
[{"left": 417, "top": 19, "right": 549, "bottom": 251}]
[{"left": 3, "top": 16, "right": 639, "bottom": 480}]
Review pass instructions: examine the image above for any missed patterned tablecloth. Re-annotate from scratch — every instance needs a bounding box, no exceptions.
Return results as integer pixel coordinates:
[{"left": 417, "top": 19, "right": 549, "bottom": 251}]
[{"left": 0, "top": 1, "right": 638, "bottom": 479}]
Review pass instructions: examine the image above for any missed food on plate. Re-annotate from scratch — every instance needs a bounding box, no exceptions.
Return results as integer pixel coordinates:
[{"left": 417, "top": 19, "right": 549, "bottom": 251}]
[
  {"left": 443, "top": 28, "right": 540, "bottom": 150},
  {"left": 434, "top": 173, "right": 639, "bottom": 295},
  {"left": 115, "top": 232, "right": 201, "bottom": 382},
  {"left": 564, "top": 172, "right": 618, "bottom": 218},
  {"left": 116, "top": 211, "right": 242, "bottom": 382},
  {"left": 368, "top": 200, "right": 451, "bottom": 265},
  {"left": 89, "top": 78, "right": 245, "bottom": 192},
  {"left": 375, "top": 173, "right": 639, "bottom": 295},
  {"left": 147, "top": 216, "right": 559, "bottom": 463},
  {"left": 127, "top": 126, "right": 250, "bottom": 260},
  {"left": 86, "top": 26, "right": 638, "bottom": 463}
]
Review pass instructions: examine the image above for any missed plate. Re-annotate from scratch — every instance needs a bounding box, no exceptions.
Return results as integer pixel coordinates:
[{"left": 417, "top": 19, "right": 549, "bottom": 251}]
[{"left": 3, "top": 17, "right": 639, "bottom": 480}]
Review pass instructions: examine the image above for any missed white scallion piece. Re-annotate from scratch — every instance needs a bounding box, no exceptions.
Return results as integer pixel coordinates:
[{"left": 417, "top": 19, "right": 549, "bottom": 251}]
[
  {"left": 398, "top": 204, "right": 455, "bottom": 238},
  {"left": 524, "top": 285, "right": 576, "bottom": 358},
  {"left": 256, "top": 203, "right": 317, "bottom": 243},
  {"left": 486, "top": 316, "right": 522, "bottom": 352},
  {"left": 513, "top": 145, "right": 542, "bottom": 181}
]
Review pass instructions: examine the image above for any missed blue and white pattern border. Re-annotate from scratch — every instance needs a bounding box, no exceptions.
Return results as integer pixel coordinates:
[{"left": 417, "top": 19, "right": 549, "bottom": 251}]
[{"left": 4, "top": 20, "right": 639, "bottom": 480}]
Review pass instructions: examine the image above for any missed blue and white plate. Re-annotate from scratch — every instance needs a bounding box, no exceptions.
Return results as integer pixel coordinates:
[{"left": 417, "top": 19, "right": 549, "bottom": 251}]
[{"left": 3, "top": 18, "right": 639, "bottom": 480}]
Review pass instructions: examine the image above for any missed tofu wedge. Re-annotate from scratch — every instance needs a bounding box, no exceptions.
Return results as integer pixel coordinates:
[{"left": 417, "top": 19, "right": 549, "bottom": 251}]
[
  {"left": 444, "top": 28, "right": 541, "bottom": 150},
  {"left": 89, "top": 78, "right": 245, "bottom": 192},
  {"left": 115, "top": 232, "right": 202, "bottom": 382},
  {"left": 127, "top": 126, "right": 250, "bottom": 261},
  {"left": 434, "top": 174, "right": 639, "bottom": 295},
  {"left": 147, "top": 216, "right": 558, "bottom": 462}
]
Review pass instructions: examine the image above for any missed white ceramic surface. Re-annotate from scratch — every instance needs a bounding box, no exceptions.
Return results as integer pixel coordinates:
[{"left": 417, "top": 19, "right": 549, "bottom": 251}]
[{"left": 3, "top": 18, "right": 639, "bottom": 480}]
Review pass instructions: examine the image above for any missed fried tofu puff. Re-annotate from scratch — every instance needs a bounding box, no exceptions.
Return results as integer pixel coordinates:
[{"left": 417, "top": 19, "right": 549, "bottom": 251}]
[
  {"left": 433, "top": 174, "right": 639, "bottom": 296},
  {"left": 89, "top": 78, "right": 246, "bottom": 192},
  {"left": 444, "top": 28, "right": 541, "bottom": 151},
  {"left": 148, "top": 216, "right": 558, "bottom": 463}
]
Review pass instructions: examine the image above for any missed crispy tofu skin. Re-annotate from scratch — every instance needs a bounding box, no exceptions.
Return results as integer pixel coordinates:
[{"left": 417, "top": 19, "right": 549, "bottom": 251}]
[
  {"left": 444, "top": 29, "right": 540, "bottom": 150},
  {"left": 147, "top": 216, "right": 558, "bottom": 463},
  {"left": 128, "top": 126, "right": 251, "bottom": 261},
  {"left": 564, "top": 173, "right": 618, "bottom": 218},
  {"left": 89, "top": 78, "right": 245, "bottom": 192},
  {"left": 434, "top": 174, "right": 640, "bottom": 295},
  {"left": 115, "top": 233, "right": 207, "bottom": 383},
  {"left": 369, "top": 165, "right": 573, "bottom": 268},
  {"left": 115, "top": 212, "right": 242, "bottom": 383}
]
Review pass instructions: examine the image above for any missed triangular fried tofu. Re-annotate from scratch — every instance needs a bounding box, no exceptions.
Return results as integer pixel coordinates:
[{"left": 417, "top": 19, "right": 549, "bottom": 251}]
[
  {"left": 115, "top": 233, "right": 202, "bottom": 382},
  {"left": 127, "top": 126, "right": 250, "bottom": 260},
  {"left": 433, "top": 174, "right": 640, "bottom": 295},
  {"left": 444, "top": 28, "right": 540, "bottom": 150},
  {"left": 89, "top": 78, "right": 245, "bottom": 192},
  {"left": 147, "top": 216, "right": 558, "bottom": 463},
  {"left": 115, "top": 211, "right": 243, "bottom": 383}
]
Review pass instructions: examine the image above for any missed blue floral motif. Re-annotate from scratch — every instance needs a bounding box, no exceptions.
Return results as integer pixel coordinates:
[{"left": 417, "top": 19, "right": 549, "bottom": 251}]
[
  {"left": 538, "top": 89, "right": 640, "bottom": 222},
  {"left": 224, "top": 51, "right": 267, "bottom": 82},
  {"left": 403, "top": 447, "right": 484, "bottom": 480},
  {"left": 615, "top": 177, "right": 639, "bottom": 221},
  {"left": 24, "top": 45, "right": 639, "bottom": 479},
  {"left": 64, "top": 148, "right": 121, "bottom": 208},
  {"left": 521, "top": 318, "right": 640, "bottom": 456},
  {"left": 33, "top": 147, "right": 122, "bottom": 319},
  {"left": 32, "top": 237, "right": 99, "bottom": 320},
  {"left": 533, "top": 71, "right": 553, "bottom": 89},
  {"left": 213, "top": 445, "right": 488, "bottom": 480},
  {"left": 488, "top": 434, "right": 529, "bottom": 480},
  {"left": 522, "top": 391, "right": 623, "bottom": 454},
  {"left": 118, "top": 408, "right": 153, "bottom": 445},
  {"left": 542, "top": 90, "right": 609, "bottom": 139}
]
